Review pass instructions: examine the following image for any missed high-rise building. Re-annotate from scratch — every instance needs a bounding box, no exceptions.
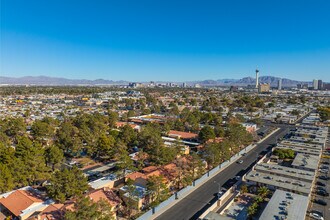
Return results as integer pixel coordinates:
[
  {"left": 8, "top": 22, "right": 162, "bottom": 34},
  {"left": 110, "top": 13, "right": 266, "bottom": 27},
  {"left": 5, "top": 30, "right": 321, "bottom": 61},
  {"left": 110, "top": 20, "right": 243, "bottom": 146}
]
[
  {"left": 255, "top": 69, "right": 259, "bottom": 89},
  {"left": 318, "top": 80, "right": 323, "bottom": 90},
  {"left": 323, "top": 83, "right": 330, "bottom": 90},
  {"left": 258, "top": 83, "right": 270, "bottom": 93},
  {"left": 313, "top": 79, "right": 318, "bottom": 90},
  {"left": 277, "top": 78, "right": 282, "bottom": 90}
]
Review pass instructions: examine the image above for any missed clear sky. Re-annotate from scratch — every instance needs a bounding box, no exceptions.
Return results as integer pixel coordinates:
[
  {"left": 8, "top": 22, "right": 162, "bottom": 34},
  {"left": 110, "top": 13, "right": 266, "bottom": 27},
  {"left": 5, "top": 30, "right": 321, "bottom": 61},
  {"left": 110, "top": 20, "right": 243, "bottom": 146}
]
[{"left": 1, "top": 0, "right": 330, "bottom": 82}]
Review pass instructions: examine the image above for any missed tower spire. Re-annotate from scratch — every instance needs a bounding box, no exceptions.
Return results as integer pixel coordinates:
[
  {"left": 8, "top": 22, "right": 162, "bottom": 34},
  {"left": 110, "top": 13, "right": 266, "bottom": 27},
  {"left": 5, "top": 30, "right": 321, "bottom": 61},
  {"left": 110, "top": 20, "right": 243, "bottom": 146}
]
[{"left": 255, "top": 69, "right": 259, "bottom": 89}]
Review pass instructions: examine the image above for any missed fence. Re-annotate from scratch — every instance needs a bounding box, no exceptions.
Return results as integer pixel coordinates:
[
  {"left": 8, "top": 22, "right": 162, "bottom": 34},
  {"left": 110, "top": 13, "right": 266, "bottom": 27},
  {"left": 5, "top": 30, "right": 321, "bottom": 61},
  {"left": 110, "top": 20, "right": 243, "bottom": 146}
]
[
  {"left": 136, "top": 144, "right": 255, "bottom": 220},
  {"left": 136, "top": 127, "right": 281, "bottom": 220}
]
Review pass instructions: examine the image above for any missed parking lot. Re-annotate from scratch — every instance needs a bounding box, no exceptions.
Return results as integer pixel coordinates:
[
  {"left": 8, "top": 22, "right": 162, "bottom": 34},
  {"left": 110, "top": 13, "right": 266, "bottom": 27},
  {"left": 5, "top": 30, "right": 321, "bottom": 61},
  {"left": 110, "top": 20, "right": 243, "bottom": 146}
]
[{"left": 307, "top": 154, "right": 330, "bottom": 220}]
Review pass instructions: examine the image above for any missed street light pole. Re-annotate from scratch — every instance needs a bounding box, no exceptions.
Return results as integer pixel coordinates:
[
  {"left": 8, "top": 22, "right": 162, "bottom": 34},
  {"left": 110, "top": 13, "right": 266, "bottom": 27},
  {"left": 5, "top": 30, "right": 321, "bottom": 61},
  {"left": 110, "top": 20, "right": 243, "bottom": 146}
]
[{"left": 214, "top": 181, "right": 221, "bottom": 198}]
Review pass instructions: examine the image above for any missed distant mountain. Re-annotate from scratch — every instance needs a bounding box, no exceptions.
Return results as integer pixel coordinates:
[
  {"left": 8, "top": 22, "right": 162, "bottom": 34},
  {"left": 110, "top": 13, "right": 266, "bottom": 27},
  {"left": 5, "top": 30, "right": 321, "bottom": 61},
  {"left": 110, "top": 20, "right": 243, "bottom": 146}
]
[
  {"left": 0, "top": 76, "right": 129, "bottom": 85},
  {"left": 193, "top": 76, "right": 308, "bottom": 87},
  {"left": 0, "top": 75, "right": 309, "bottom": 87}
]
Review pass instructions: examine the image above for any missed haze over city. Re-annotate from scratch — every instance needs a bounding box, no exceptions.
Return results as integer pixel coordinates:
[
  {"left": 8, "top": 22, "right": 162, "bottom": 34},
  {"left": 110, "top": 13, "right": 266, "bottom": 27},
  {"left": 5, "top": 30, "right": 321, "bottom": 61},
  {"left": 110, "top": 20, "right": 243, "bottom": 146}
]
[{"left": 1, "top": 0, "right": 330, "bottom": 81}]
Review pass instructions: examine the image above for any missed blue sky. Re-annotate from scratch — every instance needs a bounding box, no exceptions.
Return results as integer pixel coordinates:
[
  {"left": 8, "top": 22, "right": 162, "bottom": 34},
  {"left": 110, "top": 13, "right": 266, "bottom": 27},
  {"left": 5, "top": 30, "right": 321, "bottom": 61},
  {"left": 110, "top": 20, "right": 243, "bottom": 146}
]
[{"left": 1, "top": 0, "right": 330, "bottom": 81}]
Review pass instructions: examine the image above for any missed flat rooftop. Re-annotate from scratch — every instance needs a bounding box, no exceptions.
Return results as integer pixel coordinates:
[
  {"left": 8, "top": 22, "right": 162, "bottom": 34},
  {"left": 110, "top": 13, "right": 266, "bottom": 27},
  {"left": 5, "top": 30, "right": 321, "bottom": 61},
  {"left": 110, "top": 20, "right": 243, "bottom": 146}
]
[
  {"left": 245, "top": 170, "right": 311, "bottom": 195},
  {"left": 88, "top": 173, "right": 118, "bottom": 189},
  {"left": 259, "top": 189, "right": 309, "bottom": 220},
  {"left": 204, "top": 211, "right": 232, "bottom": 220},
  {"left": 279, "top": 140, "right": 323, "bottom": 150},
  {"left": 255, "top": 163, "right": 315, "bottom": 182},
  {"left": 290, "top": 136, "right": 326, "bottom": 145},
  {"left": 296, "top": 124, "right": 328, "bottom": 132},
  {"left": 83, "top": 162, "right": 117, "bottom": 177},
  {"left": 295, "top": 129, "right": 328, "bottom": 139},
  {"left": 276, "top": 145, "right": 321, "bottom": 156},
  {"left": 291, "top": 153, "right": 319, "bottom": 171}
]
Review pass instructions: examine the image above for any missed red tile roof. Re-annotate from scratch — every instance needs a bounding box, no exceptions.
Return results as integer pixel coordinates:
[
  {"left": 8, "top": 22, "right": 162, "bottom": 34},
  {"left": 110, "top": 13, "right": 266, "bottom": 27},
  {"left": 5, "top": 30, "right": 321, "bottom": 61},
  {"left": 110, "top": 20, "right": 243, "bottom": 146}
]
[
  {"left": 88, "top": 188, "right": 121, "bottom": 207},
  {"left": 125, "top": 172, "right": 147, "bottom": 181},
  {"left": 0, "top": 189, "right": 43, "bottom": 216},
  {"left": 142, "top": 166, "right": 158, "bottom": 174},
  {"left": 168, "top": 130, "right": 198, "bottom": 139}
]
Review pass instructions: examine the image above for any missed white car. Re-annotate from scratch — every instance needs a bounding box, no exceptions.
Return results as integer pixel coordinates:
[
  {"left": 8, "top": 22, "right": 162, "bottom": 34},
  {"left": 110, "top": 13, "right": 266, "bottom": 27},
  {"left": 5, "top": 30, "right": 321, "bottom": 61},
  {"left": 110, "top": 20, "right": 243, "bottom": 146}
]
[
  {"left": 238, "top": 160, "right": 243, "bottom": 164},
  {"left": 309, "top": 212, "right": 324, "bottom": 220}
]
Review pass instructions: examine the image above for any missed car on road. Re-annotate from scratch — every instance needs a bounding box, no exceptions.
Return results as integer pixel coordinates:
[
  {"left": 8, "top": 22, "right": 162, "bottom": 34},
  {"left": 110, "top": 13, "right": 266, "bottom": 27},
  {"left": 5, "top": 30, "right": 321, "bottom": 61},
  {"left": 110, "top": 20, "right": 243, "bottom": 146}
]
[
  {"left": 322, "top": 161, "right": 330, "bottom": 165},
  {"left": 316, "top": 190, "right": 329, "bottom": 196},
  {"left": 242, "top": 153, "right": 247, "bottom": 156},
  {"left": 216, "top": 188, "right": 227, "bottom": 198},
  {"left": 314, "top": 199, "right": 327, "bottom": 206},
  {"left": 319, "top": 175, "right": 329, "bottom": 180},
  {"left": 237, "top": 160, "right": 243, "bottom": 164},
  {"left": 235, "top": 176, "right": 241, "bottom": 180},
  {"left": 316, "top": 181, "right": 326, "bottom": 186}
]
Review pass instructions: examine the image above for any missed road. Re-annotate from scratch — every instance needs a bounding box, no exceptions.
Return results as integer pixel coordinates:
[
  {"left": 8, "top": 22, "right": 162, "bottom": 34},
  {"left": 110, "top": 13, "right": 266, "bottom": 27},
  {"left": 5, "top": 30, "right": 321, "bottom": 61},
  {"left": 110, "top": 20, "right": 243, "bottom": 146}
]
[{"left": 156, "top": 127, "right": 290, "bottom": 220}]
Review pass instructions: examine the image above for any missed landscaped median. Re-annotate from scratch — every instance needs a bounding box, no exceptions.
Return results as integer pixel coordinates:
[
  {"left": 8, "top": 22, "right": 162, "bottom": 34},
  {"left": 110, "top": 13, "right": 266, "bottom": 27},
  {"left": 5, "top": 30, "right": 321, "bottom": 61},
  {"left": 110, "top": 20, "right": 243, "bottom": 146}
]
[{"left": 136, "top": 128, "right": 281, "bottom": 220}]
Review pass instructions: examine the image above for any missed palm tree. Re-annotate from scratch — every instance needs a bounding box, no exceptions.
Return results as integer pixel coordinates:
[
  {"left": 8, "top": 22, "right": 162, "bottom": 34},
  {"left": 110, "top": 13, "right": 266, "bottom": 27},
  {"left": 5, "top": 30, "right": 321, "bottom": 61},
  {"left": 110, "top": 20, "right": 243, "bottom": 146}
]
[
  {"left": 257, "top": 186, "right": 269, "bottom": 198},
  {"left": 247, "top": 202, "right": 258, "bottom": 217}
]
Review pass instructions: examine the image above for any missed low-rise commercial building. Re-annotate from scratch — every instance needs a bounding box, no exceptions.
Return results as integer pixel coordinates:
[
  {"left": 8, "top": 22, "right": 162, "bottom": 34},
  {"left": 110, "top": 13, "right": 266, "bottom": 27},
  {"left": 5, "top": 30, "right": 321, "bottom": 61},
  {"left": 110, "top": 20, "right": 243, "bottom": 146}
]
[
  {"left": 259, "top": 189, "right": 309, "bottom": 220},
  {"left": 291, "top": 153, "right": 319, "bottom": 172}
]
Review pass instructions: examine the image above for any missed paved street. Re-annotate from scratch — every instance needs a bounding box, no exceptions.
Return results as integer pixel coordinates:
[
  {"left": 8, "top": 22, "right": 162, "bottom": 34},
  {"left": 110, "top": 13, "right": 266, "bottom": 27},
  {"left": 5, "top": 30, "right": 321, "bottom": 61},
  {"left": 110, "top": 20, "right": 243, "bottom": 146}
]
[{"left": 156, "top": 127, "right": 290, "bottom": 220}]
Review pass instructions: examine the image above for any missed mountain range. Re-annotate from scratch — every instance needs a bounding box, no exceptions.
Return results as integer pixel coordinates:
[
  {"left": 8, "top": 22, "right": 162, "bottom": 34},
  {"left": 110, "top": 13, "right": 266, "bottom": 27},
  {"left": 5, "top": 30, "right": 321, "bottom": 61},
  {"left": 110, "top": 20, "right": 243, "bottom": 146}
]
[
  {"left": 0, "top": 75, "right": 310, "bottom": 87},
  {"left": 191, "top": 76, "right": 309, "bottom": 87}
]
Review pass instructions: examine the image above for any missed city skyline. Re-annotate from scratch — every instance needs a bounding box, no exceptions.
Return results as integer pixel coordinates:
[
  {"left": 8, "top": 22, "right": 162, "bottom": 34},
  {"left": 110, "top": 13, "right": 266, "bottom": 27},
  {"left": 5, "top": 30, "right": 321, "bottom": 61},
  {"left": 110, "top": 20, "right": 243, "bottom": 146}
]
[{"left": 1, "top": 0, "right": 330, "bottom": 81}]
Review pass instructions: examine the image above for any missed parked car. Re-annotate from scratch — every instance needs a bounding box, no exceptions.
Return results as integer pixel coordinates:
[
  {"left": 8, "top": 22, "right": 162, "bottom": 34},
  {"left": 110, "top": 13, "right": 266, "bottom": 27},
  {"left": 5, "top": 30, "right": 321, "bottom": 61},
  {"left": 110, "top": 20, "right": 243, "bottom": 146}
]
[
  {"left": 319, "top": 176, "right": 329, "bottom": 180},
  {"left": 316, "top": 181, "right": 326, "bottom": 186},
  {"left": 322, "top": 161, "right": 330, "bottom": 165},
  {"left": 319, "top": 169, "right": 328, "bottom": 173},
  {"left": 309, "top": 212, "right": 324, "bottom": 220},
  {"left": 314, "top": 199, "right": 327, "bottom": 206},
  {"left": 316, "top": 186, "right": 327, "bottom": 191},
  {"left": 310, "top": 211, "right": 324, "bottom": 220},
  {"left": 316, "top": 190, "right": 329, "bottom": 196},
  {"left": 237, "top": 160, "right": 244, "bottom": 164},
  {"left": 320, "top": 166, "right": 329, "bottom": 169}
]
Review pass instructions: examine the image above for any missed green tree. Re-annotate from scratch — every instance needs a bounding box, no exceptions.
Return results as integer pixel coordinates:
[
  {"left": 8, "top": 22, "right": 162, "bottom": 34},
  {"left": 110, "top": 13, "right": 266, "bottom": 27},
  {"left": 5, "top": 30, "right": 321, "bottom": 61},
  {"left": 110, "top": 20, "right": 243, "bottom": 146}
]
[
  {"left": 95, "top": 133, "right": 115, "bottom": 159},
  {"left": 115, "top": 143, "right": 135, "bottom": 177},
  {"left": 147, "top": 175, "right": 169, "bottom": 206},
  {"left": 47, "top": 167, "right": 88, "bottom": 203},
  {"left": 257, "top": 186, "right": 270, "bottom": 198},
  {"left": 56, "top": 121, "right": 81, "bottom": 156},
  {"left": 189, "top": 153, "right": 206, "bottom": 180},
  {"left": 3, "top": 117, "right": 26, "bottom": 139},
  {"left": 198, "top": 126, "right": 216, "bottom": 143},
  {"left": 31, "top": 119, "right": 55, "bottom": 140},
  {"left": 0, "top": 164, "right": 14, "bottom": 193},
  {"left": 240, "top": 184, "right": 248, "bottom": 194},
  {"left": 247, "top": 202, "right": 258, "bottom": 217},
  {"left": 65, "top": 196, "right": 114, "bottom": 220},
  {"left": 45, "top": 145, "right": 64, "bottom": 170},
  {"left": 108, "top": 111, "right": 119, "bottom": 128},
  {"left": 119, "top": 125, "right": 137, "bottom": 146},
  {"left": 318, "top": 107, "right": 330, "bottom": 121}
]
